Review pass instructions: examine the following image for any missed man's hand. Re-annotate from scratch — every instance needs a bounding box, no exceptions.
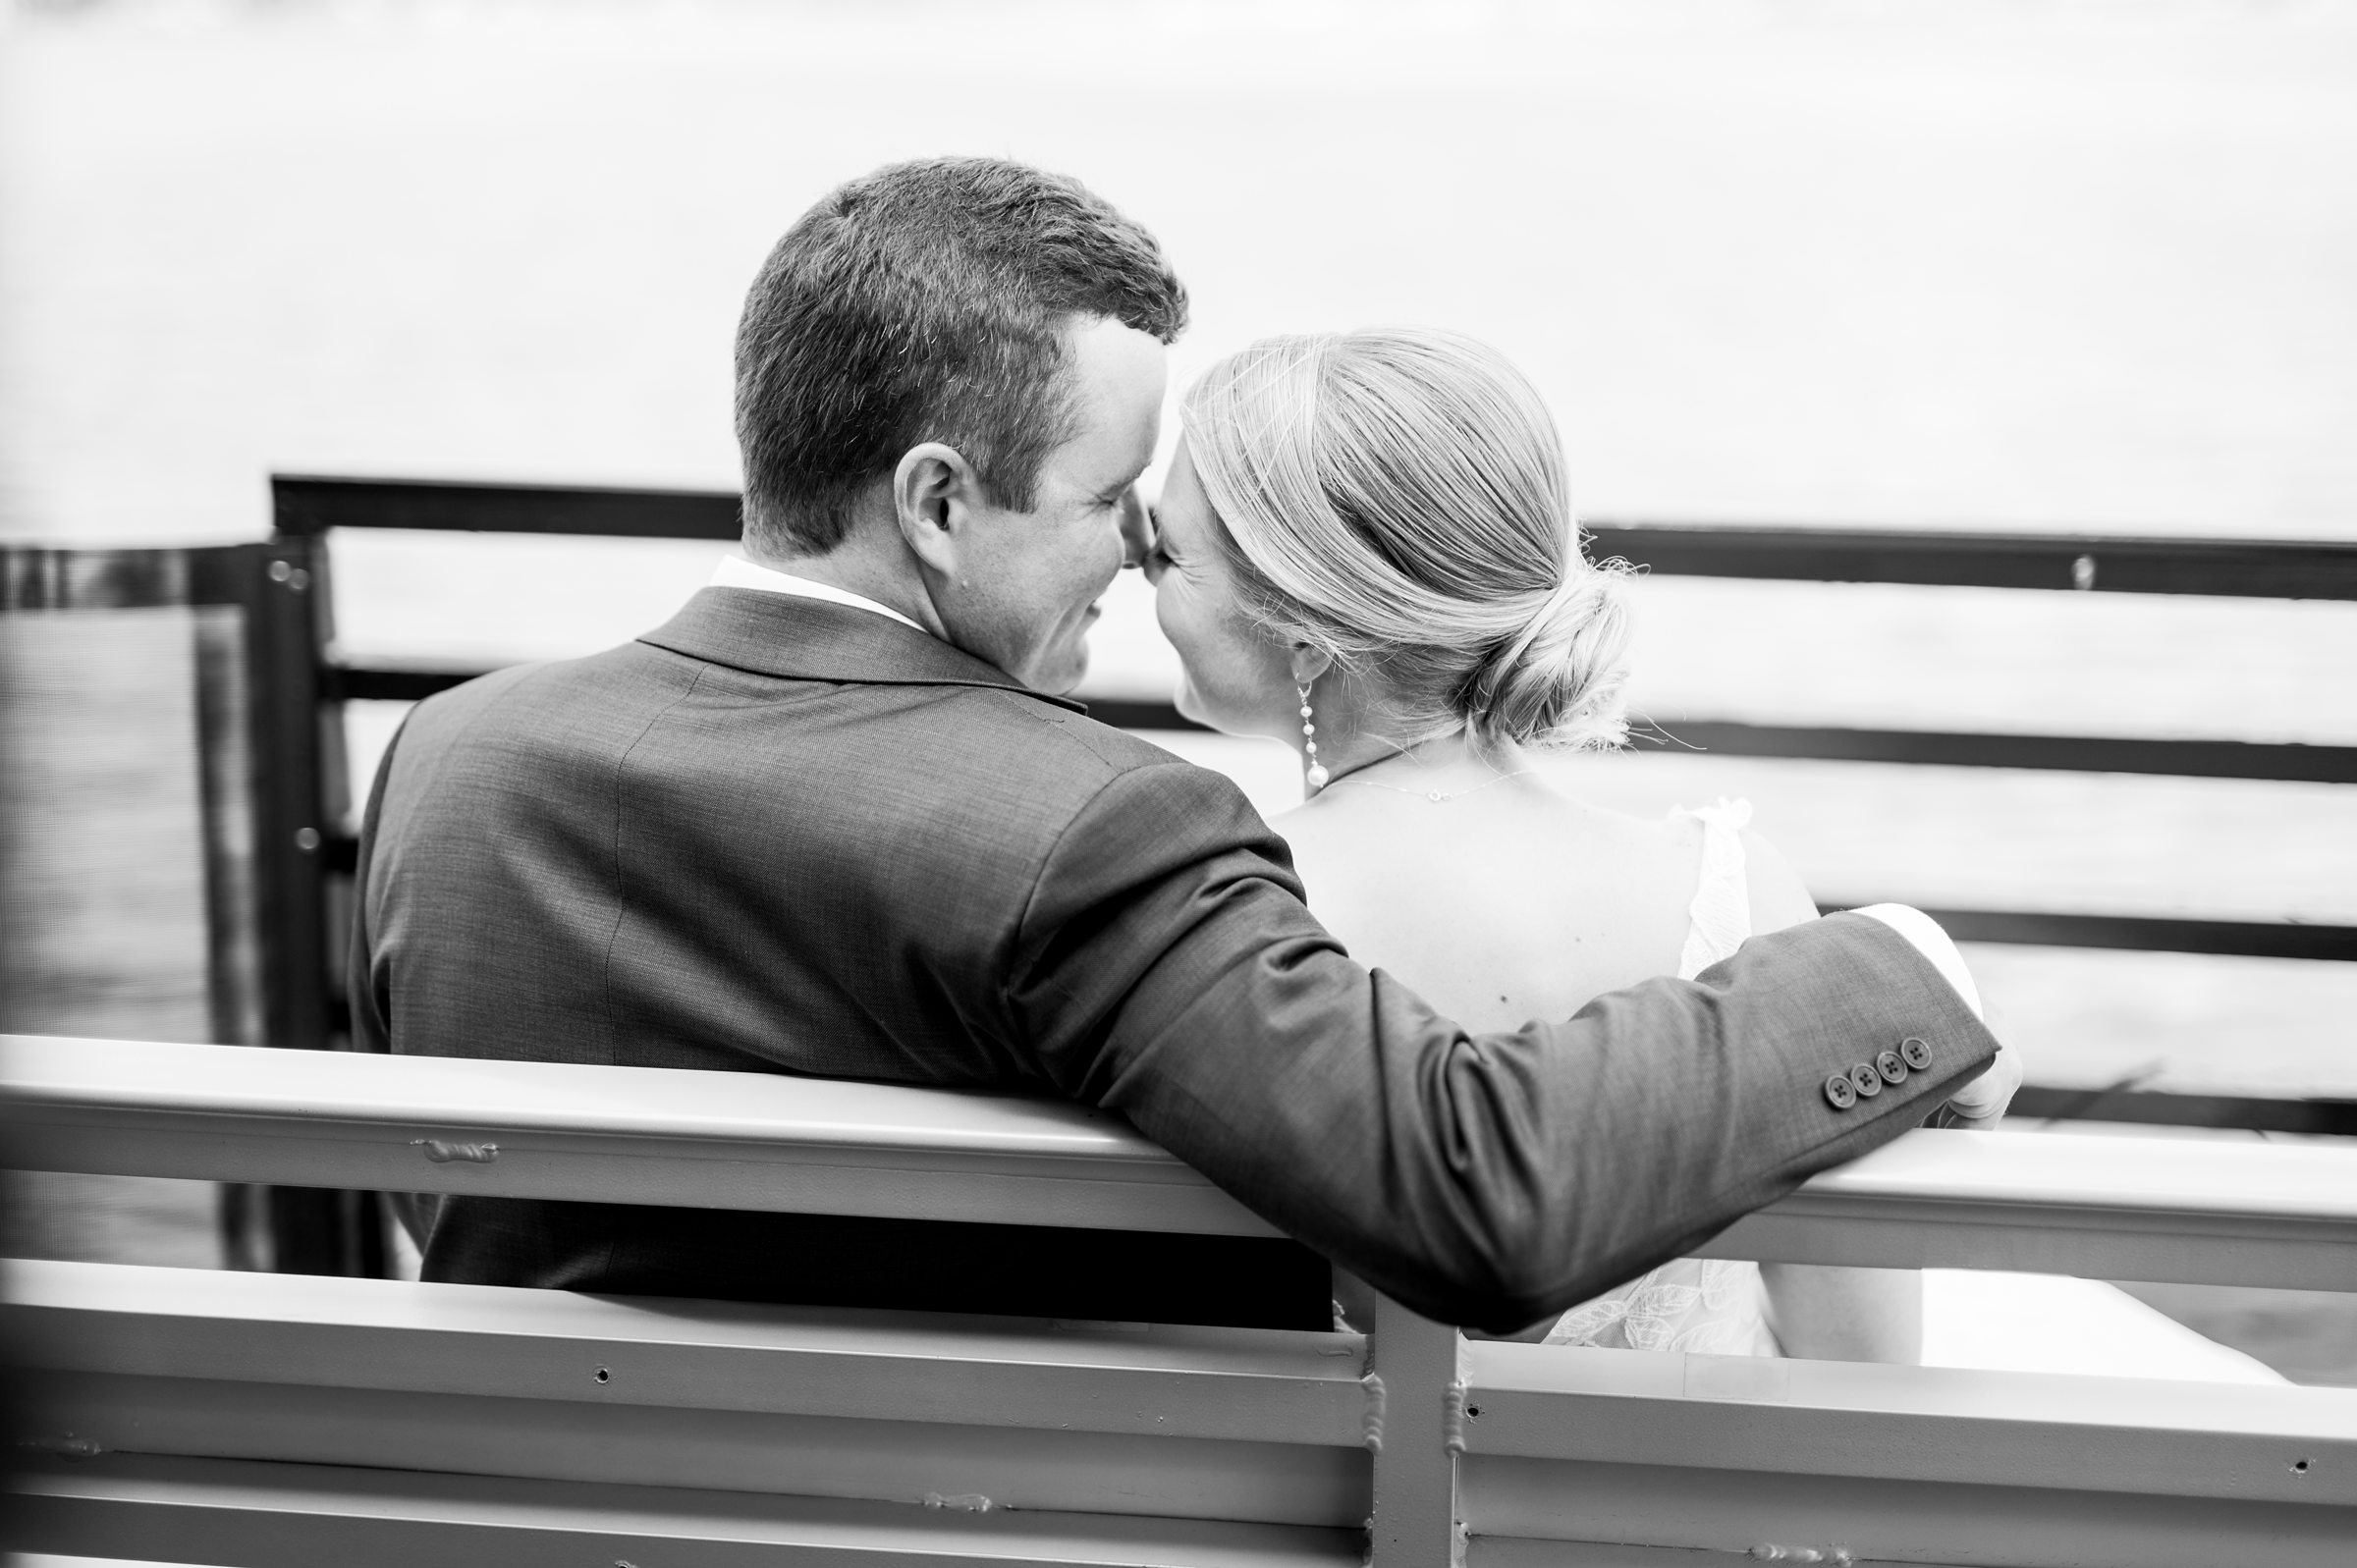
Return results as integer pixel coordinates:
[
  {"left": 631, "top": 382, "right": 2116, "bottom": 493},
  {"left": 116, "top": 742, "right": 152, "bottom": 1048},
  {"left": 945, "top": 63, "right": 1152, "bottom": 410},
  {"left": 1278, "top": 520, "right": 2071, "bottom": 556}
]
[{"left": 1849, "top": 903, "right": 2020, "bottom": 1129}]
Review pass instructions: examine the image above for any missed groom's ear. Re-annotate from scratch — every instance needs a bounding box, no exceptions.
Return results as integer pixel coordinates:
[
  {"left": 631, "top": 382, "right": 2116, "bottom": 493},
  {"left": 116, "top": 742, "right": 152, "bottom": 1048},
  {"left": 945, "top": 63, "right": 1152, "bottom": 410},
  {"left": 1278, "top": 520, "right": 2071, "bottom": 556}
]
[{"left": 893, "top": 442, "right": 984, "bottom": 577}]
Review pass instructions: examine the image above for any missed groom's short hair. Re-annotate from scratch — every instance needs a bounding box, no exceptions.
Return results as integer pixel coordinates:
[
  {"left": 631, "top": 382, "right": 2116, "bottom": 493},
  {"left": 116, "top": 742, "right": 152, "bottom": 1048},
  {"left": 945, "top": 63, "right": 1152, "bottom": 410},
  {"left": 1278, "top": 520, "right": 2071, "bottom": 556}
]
[{"left": 736, "top": 157, "right": 1188, "bottom": 557}]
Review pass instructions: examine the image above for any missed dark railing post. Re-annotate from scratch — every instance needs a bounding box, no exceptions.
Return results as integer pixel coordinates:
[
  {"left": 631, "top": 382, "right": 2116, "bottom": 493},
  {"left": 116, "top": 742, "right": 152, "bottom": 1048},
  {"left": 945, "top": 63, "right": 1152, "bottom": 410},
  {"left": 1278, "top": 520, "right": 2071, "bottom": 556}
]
[
  {"left": 247, "top": 527, "right": 383, "bottom": 1277},
  {"left": 246, "top": 536, "right": 328, "bottom": 1054}
]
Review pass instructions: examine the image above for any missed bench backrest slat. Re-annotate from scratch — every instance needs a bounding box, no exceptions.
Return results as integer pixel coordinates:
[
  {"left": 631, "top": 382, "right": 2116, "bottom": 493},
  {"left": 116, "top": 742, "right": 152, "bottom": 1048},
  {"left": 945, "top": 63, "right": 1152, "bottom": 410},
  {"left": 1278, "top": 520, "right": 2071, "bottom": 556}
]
[{"left": 9, "top": 1033, "right": 2356, "bottom": 1286}]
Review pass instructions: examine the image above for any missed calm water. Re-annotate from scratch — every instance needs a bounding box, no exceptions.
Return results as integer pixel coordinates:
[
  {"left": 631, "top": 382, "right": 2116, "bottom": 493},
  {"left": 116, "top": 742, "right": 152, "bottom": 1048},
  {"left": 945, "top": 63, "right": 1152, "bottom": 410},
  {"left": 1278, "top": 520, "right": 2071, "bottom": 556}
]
[{"left": 4, "top": 0, "right": 2355, "bottom": 1097}]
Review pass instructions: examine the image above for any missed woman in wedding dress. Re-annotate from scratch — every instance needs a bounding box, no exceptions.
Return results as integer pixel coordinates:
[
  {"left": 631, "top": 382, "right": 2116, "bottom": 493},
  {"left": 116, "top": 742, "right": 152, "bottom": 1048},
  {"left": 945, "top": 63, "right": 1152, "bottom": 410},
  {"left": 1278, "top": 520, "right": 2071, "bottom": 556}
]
[{"left": 1141, "top": 327, "right": 1918, "bottom": 1360}]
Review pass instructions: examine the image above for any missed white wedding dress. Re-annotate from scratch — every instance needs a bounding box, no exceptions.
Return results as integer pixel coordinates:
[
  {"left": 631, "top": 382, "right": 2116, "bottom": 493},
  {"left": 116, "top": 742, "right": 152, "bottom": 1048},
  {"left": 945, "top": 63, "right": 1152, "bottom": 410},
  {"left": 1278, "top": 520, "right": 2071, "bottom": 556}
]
[
  {"left": 1534, "top": 798, "right": 2281, "bottom": 1382},
  {"left": 1541, "top": 799, "right": 1783, "bottom": 1356}
]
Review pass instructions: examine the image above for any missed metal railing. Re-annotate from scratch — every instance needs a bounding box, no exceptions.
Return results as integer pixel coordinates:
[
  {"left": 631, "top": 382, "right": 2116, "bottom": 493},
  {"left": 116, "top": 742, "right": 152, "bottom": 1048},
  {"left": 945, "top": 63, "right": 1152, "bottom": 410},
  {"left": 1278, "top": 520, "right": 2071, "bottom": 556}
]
[
  {"left": 0, "top": 541, "right": 382, "bottom": 1273},
  {"left": 262, "top": 474, "right": 2357, "bottom": 1137},
  {"left": 5, "top": 1033, "right": 2354, "bottom": 1566}
]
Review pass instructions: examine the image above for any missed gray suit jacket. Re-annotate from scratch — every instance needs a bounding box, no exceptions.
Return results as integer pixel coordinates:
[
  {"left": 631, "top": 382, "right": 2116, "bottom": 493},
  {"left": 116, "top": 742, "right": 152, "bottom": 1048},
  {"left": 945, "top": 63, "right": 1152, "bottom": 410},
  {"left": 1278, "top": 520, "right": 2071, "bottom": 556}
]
[{"left": 352, "top": 587, "right": 1996, "bottom": 1331}]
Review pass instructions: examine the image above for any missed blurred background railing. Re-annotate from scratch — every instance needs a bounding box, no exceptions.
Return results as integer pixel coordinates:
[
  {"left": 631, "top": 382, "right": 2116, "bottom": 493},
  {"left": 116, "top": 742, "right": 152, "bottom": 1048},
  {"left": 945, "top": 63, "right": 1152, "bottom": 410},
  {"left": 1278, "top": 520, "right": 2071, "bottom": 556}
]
[{"left": 269, "top": 474, "right": 2357, "bottom": 1144}]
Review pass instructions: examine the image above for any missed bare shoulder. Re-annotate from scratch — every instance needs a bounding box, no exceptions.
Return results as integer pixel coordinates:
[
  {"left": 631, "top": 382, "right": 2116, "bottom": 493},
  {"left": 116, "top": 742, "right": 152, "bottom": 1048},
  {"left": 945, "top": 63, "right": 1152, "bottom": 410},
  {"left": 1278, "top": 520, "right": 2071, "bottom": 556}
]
[
  {"left": 1739, "top": 828, "right": 1820, "bottom": 935},
  {"left": 1272, "top": 783, "right": 1697, "bottom": 891},
  {"left": 1264, "top": 794, "right": 1339, "bottom": 840}
]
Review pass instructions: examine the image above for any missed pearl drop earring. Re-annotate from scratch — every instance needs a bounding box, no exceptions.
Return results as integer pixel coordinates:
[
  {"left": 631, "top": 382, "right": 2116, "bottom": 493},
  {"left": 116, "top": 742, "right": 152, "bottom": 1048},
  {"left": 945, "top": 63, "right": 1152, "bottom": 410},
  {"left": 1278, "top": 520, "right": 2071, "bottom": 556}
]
[{"left": 1298, "top": 682, "right": 1328, "bottom": 794}]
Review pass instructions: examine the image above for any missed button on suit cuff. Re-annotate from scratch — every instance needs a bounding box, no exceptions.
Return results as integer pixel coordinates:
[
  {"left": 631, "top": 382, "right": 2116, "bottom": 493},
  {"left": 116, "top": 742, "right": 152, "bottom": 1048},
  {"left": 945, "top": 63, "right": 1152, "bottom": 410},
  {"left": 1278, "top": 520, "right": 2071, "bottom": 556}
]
[{"left": 1847, "top": 903, "right": 1983, "bottom": 1020}]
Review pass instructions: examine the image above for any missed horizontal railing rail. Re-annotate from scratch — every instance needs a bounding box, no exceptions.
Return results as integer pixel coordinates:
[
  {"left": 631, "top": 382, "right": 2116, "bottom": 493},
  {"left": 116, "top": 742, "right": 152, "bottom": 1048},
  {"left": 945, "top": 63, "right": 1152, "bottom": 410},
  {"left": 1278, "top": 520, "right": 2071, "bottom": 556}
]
[
  {"left": 274, "top": 474, "right": 744, "bottom": 541},
  {"left": 7, "top": 1035, "right": 2355, "bottom": 1289},
  {"left": 1833, "top": 907, "right": 2357, "bottom": 964},
  {"left": 2008, "top": 1085, "right": 2357, "bottom": 1138},
  {"left": 272, "top": 475, "right": 2357, "bottom": 600},
  {"left": 1582, "top": 522, "right": 2357, "bottom": 600},
  {"left": 1619, "top": 719, "right": 2357, "bottom": 785}
]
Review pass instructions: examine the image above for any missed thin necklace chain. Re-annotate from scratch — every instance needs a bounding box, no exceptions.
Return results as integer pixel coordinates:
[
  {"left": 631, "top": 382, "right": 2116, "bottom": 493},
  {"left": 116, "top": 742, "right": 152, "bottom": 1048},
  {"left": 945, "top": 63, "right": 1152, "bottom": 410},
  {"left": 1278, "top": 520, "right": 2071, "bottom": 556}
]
[{"left": 1326, "top": 766, "right": 1534, "bottom": 803}]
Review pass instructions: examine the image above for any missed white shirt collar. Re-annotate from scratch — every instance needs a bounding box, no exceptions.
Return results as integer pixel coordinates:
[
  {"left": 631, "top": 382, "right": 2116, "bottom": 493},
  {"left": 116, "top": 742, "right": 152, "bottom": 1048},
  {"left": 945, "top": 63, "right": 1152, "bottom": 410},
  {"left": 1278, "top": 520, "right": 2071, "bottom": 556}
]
[{"left": 708, "top": 555, "right": 929, "bottom": 636}]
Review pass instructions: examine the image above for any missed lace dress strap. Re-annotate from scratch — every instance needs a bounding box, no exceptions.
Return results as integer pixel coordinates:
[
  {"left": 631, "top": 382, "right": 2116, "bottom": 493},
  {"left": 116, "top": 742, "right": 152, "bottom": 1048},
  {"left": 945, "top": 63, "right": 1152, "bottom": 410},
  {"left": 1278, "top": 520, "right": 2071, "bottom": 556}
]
[{"left": 1672, "top": 797, "right": 1754, "bottom": 981}]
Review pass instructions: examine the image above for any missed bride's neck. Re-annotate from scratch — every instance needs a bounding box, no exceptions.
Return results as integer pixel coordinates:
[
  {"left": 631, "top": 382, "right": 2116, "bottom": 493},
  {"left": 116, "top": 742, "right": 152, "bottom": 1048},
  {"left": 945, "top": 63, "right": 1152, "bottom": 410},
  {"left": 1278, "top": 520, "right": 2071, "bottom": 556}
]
[{"left": 1306, "top": 697, "right": 1511, "bottom": 795}]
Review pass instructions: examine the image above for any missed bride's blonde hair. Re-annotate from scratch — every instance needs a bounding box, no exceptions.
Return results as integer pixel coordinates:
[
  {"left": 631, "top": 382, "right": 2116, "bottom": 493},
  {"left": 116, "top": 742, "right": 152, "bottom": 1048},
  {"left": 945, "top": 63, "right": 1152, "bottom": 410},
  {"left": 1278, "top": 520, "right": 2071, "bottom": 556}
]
[{"left": 1180, "top": 328, "right": 1632, "bottom": 752}]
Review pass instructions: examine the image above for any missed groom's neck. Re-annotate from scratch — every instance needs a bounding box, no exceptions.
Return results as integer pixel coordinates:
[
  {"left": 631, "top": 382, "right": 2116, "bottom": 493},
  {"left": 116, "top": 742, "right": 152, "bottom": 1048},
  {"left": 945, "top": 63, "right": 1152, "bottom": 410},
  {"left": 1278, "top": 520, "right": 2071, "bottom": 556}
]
[{"left": 745, "top": 526, "right": 945, "bottom": 640}]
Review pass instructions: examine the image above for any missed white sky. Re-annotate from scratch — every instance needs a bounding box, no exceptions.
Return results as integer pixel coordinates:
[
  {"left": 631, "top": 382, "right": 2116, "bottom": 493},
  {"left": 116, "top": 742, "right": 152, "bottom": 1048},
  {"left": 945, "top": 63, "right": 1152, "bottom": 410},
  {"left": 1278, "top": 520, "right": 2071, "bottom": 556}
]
[{"left": 3, "top": 0, "right": 2353, "bottom": 545}]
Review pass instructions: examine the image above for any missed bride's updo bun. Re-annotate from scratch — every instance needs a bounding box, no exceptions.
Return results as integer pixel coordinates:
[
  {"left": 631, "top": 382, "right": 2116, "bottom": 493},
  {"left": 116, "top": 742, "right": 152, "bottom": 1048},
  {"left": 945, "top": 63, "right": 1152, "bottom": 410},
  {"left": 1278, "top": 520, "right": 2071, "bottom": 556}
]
[{"left": 1181, "top": 328, "right": 1631, "bottom": 751}]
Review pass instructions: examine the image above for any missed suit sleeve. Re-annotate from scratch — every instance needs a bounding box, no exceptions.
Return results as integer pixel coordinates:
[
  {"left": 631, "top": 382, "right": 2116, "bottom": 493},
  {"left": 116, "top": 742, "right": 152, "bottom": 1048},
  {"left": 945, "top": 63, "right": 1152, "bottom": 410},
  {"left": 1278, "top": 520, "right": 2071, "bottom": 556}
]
[
  {"left": 346, "top": 715, "right": 445, "bottom": 1247},
  {"left": 346, "top": 716, "right": 410, "bottom": 1058},
  {"left": 1004, "top": 760, "right": 1999, "bottom": 1333}
]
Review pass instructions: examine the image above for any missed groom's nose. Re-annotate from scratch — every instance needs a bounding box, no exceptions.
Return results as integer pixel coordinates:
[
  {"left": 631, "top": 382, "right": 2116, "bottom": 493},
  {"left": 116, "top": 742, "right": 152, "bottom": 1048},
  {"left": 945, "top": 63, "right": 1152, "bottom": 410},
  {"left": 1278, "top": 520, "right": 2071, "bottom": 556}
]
[{"left": 1117, "top": 487, "right": 1156, "bottom": 569}]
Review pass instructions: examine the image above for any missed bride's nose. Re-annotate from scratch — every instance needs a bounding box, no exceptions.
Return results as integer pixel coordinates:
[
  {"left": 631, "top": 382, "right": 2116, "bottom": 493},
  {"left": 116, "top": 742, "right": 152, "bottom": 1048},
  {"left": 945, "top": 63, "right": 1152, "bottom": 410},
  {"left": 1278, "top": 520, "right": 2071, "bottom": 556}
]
[{"left": 1117, "top": 487, "right": 1157, "bottom": 568}]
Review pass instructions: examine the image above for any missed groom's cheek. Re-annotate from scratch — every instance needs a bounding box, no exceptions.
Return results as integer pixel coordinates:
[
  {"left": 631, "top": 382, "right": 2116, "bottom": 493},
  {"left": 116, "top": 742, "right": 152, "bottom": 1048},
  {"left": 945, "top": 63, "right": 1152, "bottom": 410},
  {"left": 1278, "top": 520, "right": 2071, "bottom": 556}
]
[{"left": 1034, "top": 623, "right": 1092, "bottom": 696}]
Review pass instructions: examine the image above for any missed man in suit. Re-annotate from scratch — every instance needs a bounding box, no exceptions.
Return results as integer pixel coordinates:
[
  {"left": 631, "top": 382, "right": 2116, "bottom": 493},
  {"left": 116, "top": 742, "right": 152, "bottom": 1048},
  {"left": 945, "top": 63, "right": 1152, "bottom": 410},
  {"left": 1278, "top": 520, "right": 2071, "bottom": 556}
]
[{"left": 353, "top": 157, "right": 2010, "bottom": 1333}]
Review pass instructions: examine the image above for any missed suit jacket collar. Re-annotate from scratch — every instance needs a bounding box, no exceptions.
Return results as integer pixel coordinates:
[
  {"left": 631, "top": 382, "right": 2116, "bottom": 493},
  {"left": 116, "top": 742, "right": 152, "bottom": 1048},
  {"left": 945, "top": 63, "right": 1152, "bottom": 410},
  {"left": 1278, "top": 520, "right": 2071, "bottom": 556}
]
[{"left": 638, "top": 587, "right": 1088, "bottom": 715}]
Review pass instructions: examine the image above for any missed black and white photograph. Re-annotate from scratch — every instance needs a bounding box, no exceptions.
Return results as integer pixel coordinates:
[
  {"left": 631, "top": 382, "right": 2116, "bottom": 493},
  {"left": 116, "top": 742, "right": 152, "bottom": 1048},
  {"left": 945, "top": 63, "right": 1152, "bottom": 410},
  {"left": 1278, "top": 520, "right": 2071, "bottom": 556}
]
[{"left": 0, "top": 2, "right": 2351, "bottom": 1563}]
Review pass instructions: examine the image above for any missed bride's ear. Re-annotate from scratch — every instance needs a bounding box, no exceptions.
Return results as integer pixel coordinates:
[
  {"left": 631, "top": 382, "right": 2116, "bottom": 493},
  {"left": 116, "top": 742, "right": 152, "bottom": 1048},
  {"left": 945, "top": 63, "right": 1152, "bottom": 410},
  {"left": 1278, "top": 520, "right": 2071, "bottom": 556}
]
[{"left": 1288, "top": 643, "right": 1334, "bottom": 686}]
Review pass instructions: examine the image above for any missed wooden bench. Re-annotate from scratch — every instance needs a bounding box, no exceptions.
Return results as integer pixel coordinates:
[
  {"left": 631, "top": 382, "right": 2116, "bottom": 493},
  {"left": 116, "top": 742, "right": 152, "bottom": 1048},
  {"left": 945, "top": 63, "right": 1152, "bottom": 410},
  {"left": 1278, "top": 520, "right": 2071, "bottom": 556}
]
[{"left": 7, "top": 1032, "right": 2355, "bottom": 1566}]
